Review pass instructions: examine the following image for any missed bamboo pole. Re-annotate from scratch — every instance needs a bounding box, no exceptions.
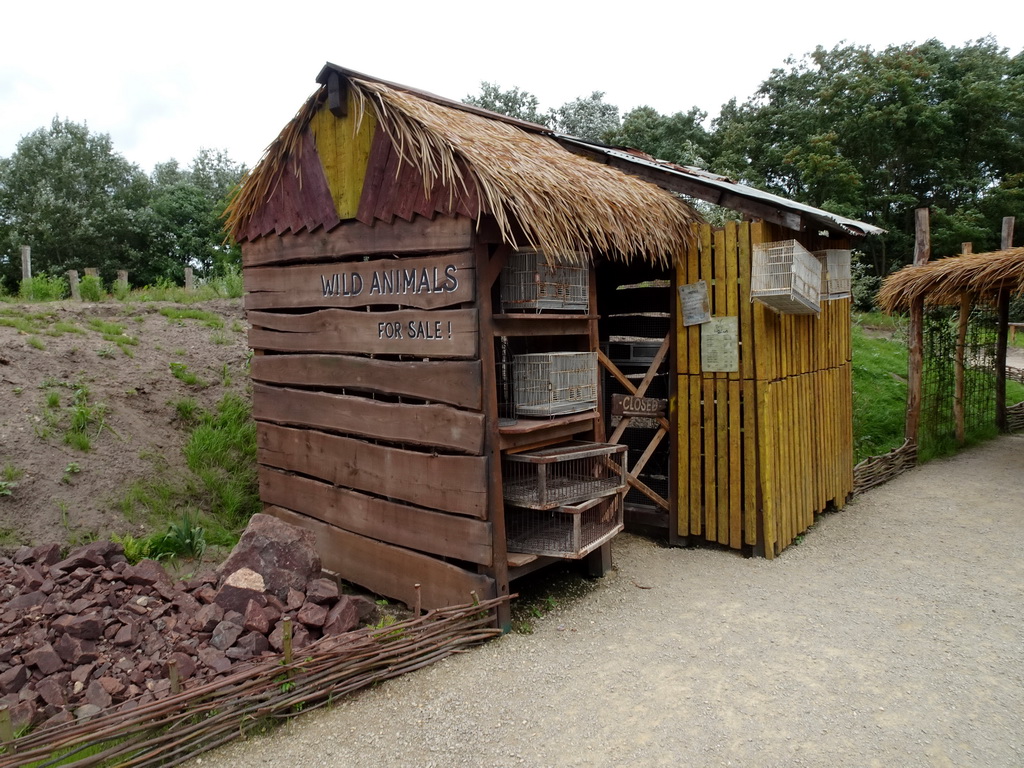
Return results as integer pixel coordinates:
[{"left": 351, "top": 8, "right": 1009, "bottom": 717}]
[
  {"left": 905, "top": 208, "right": 931, "bottom": 443},
  {"left": 954, "top": 294, "right": 971, "bottom": 445},
  {"left": 995, "top": 217, "right": 1015, "bottom": 432}
]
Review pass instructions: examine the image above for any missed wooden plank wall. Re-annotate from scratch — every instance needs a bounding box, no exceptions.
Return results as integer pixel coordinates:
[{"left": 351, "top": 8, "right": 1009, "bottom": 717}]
[
  {"left": 245, "top": 214, "right": 498, "bottom": 609},
  {"left": 675, "top": 221, "right": 854, "bottom": 557}
]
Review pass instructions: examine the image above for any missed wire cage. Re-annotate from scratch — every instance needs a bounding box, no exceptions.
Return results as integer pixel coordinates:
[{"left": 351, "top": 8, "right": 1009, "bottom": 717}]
[
  {"left": 505, "top": 497, "right": 624, "bottom": 559},
  {"left": 503, "top": 441, "right": 627, "bottom": 558},
  {"left": 502, "top": 441, "right": 627, "bottom": 509},
  {"left": 813, "top": 249, "right": 852, "bottom": 300},
  {"left": 750, "top": 240, "right": 822, "bottom": 315},
  {"left": 513, "top": 352, "right": 598, "bottom": 417},
  {"left": 500, "top": 250, "right": 589, "bottom": 312}
]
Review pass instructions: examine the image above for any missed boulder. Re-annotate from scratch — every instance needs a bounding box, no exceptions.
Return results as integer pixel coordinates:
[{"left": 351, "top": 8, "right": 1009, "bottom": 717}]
[{"left": 216, "top": 514, "right": 321, "bottom": 600}]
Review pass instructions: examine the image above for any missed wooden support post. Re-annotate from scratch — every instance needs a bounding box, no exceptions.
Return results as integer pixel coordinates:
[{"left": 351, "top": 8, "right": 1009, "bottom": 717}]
[
  {"left": 20, "top": 246, "right": 31, "bottom": 281},
  {"left": 84, "top": 268, "right": 99, "bottom": 278},
  {"left": 961, "top": 243, "right": 973, "bottom": 255},
  {"left": 905, "top": 208, "right": 930, "bottom": 444},
  {"left": 116, "top": 270, "right": 129, "bottom": 291},
  {"left": 995, "top": 217, "right": 1014, "bottom": 432},
  {"left": 185, "top": 267, "right": 194, "bottom": 292},
  {"left": 67, "top": 270, "right": 81, "bottom": 301},
  {"left": 954, "top": 294, "right": 970, "bottom": 445}
]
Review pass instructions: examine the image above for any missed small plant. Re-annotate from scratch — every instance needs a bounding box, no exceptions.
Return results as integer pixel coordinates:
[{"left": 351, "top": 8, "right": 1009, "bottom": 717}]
[
  {"left": 220, "top": 363, "right": 232, "bottom": 386},
  {"left": 111, "top": 532, "right": 151, "bottom": 565},
  {"left": 112, "top": 280, "right": 131, "bottom": 301},
  {"left": 158, "top": 307, "right": 224, "bottom": 329},
  {"left": 61, "top": 462, "right": 82, "bottom": 484},
  {"left": 79, "top": 274, "right": 105, "bottom": 302},
  {"left": 173, "top": 397, "right": 201, "bottom": 425},
  {"left": 97, "top": 345, "right": 117, "bottom": 358},
  {"left": 170, "top": 361, "right": 206, "bottom": 387},
  {"left": 46, "top": 391, "right": 61, "bottom": 409},
  {"left": 148, "top": 512, "right": 207, "bottom": 560},
  {"left": 19, "top": 273, "right": 68, "bottom": 302},
  {"left": 12, "top": 387, "right": 23, "bottom": 396},
  {"left": 210, "top": 331, "right": 230, "bottom": 345},
  {"left": 27, "top": 336, "right": 46, "bottom": 350},
  {"left": 63, "top": 382, "right": 112, "bottom": 452}
]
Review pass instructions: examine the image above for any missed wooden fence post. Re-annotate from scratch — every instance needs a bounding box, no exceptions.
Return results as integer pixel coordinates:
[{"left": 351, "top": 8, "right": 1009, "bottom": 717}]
[
  {"left": 953, "top": 243, "right": 972, "bottom": 445},
  {"left": 185, "top": 267, "right": 194, "bottom": 292},
  {"left": 995, "top": 217, "right": 1015, "bottom": 432},
  {"left": 84, "top": 268, "right": 99, "bottom": 278},
  {"left": 116, "top": 270, "right": 129, "bottom": 293},
  {"left": 20, "top": 246, "right": 31, "bottom": 282},
  {"left": 67, "top": 270, "right": 81, "bottom": 301},
  {"left": 905, "top": 208, "right": 930, "bottom": 444}
]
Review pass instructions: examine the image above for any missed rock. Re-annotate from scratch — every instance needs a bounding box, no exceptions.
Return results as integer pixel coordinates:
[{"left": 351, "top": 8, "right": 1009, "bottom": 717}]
[
  {"left": 35, "top": 677, "right": 67, "bottom": 707},
  {"left": 285, "top": 588, "right": 305, "bottom": 611},
  {"left": 84, "top": 679, "right": 112, "bottom": 709},
  {"left": 70, "top": 663, "right": 95, "bottom": 685},
  {"left": 13, "top": 543, "right": 62, "bottom": 567},
  {"left": 191, "top": 603, "right": 224, "bottom": 633},
  {"left": 197, "top": 647, "right": 232, "bottom": 674},
  {"left": 209, "top": 621, "right": 243, "bottom": 651},
  {"left": 123, "top": 559, "right": 170, "bottom": 587},
  {"left": 51, "top": 542, "right": 114, "bottom": 572},
  {"left": 5, "top": 590, "right": 47, "bottom": 611},
  {"left": 75, "top": 703, "right": 103, "bottom": 720},
  {"left": 297, "top": 601, "right": 328, "bottom": 629},
  {"left": 7, "top": 700, "right": 36, "bottom": 730},
  {"left": 24, "top": 643, "right": 64, "bottom": 675},
  {"left": 305, "top": 578, "right": 340, "bottom": 605},
  {"left": 97, "top": 676, "right": 126, "bottom": 697},
  {"left": 217, "top": 514, "right": 321, "bottom": 600},
  {"left": 113, "top": 623, "right": 138, "bottom": 646},
  {"left": 243, "top": 600, "right": 271, "bottom": 635},
  {"left": 268, "top": 620, "right": 312, "bottom": 652},
  {"left": 166, "top": 652, "right": 196, "bottom": 681},
  {"left": 63, "top": 613, "right": 104, "bottom": 640},
  {"left": 0, "top": 664, "right": 29, "bottom": 695},
  {"left": 214, "top": 581, "right": 267, "bottom": 616},
  {"left": 323, "top": 596, "right": 360, "bottom": 636},
  {"left": 350, "top": 595, "right": 380, "bottom": 623}
]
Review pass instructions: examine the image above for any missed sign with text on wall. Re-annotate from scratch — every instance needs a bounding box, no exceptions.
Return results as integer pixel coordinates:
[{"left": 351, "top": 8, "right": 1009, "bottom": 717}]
[
  {"left": 700, "top": 316, "right": 739, "bottom": 372},
  {"left": 678, "top": 280, "right": 711, "bottom": 326}
]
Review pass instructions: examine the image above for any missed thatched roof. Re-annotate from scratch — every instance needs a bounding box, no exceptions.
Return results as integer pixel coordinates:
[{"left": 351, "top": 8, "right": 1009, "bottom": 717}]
[
  {"left": 879, "top": 247, "right": 1024, "bottom": 312},
  {"left": 226, "top": 69, "right": 701, "bottom": 266}
]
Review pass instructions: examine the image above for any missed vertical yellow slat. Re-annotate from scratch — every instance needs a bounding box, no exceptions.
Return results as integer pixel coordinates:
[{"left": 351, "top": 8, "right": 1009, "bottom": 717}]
[
  {"left": 690, "top": 376, "right": 703, "bottom": 535},
  {"left": 676, "top": 255, "right": 688, "bottom": 376},
  {"left": 691, "top": 226, "right": 709, "bottom": 375},
  {"left": 716, "top": 379, "right": 729, "bottom": 545},
  {"left": 743, "top": 379, "right": 758, "bottom": 545},
  {"left": 728, "top": 379, "right": 742, "bottom": 548},
  {"left": 703, "top": 378, "right": 717, "bottom": 537},
  {"left": 739, "top": 222, "right": 754, "bottom": 381},
  {"left": 725, "top": 223, "right": 739, "bottom": 383},
  {"left": 757, "top": 379, "right": 775, "bottom": 557}
]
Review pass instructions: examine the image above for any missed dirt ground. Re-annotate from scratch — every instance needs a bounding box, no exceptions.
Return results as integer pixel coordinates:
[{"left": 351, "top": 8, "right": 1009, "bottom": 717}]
[
  {"left": 0, "top": 299, "right": 249, "bottom": 547},
  {"left": 189, "top": 434, "right": 1024, "bottom": 768}
]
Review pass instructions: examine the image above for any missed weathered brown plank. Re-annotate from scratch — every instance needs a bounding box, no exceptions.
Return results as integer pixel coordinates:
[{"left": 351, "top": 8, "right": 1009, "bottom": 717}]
[
  {"left": 253, "top": 383, "right": 485, "bottom": 454},
  {"left": 258, "top": 423, "right": 488, "bottom": 518},
  {"left": 268, "top": 506, "right": 495, "bottom": 611},
  {"left": 244, "top": 252, "right": 476, "bottom": 310},
  {"left": 251, "top": 354, "right": 482, "bottom": 410},
  {"left": 248, "top": 308, "right": 479, "bottom": 358},
  {"left": 260, "top": 468, "right": 493, "bottom": 565},
  {"left": 242, "top": 214, "right": 473, "bottom": 267}
]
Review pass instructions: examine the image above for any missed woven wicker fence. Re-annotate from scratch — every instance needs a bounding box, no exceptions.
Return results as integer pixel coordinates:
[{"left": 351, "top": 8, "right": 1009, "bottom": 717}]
[
  {"left": 852, "top": 439, "right": 918, "bottom": 495},
  {"left": 1008, "top": 401, "right": 1024, "bottom": 432},
  {"left": 1007, "top": 366, "right": 1024, "bottom": 385}
]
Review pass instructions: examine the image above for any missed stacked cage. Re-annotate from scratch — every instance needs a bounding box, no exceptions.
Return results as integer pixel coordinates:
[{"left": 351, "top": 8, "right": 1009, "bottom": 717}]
[
  {"left": 503, "top": 441, "right": 627, "bottom": 558},
  {"left": 750, "top": 240, "right": 822, "bottom": 314},
  {"left": 813, "top": 249, "right": 852, "bottom": 300},
  {"left": 500, "top": 250, "right": 589, "bottom": 313}
]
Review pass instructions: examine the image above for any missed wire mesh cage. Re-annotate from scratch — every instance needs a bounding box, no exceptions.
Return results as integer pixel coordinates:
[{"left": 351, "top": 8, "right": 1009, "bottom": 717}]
[
  {"left": 505, "top": 497, "right": 624, "bottom": 559},
  {"left": 750, "top": 240, "right": 822, "bottom": 314},
  {"left": 502, "top": 441, "right": 627, "bottom": 509},
  {"left": 500, "top": 250, "right": 589, "bottom": 312},
  {"left": 503, "top": 441, "right": 627, "bottom": 558},
  {"left": 813, "top": 249, "right": 852, "bottom": 300},
  {"left": 513, "top": 352, "right": 598, "bottom": 417}
]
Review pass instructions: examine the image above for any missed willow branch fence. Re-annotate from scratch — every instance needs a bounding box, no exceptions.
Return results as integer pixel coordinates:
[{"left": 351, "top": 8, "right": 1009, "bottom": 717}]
[{"left": 0, "top": 594, "right": 510, "bottom": 768}]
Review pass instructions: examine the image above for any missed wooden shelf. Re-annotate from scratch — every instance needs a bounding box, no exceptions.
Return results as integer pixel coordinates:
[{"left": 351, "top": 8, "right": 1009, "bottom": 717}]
[
  {"left": 498, "top": 411, "right": 597, "bottom": 451},
  {"left": 492, "top": 314, "right": 595, "bottom": 337}
]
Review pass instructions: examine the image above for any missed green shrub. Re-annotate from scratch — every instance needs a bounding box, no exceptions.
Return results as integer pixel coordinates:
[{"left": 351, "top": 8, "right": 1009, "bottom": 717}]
[
  {"left": 19, "top": 273, "right": 68, "bottom": 302},
  {"left": 79, "top": 274, "right": 105, "bottom": 302}
]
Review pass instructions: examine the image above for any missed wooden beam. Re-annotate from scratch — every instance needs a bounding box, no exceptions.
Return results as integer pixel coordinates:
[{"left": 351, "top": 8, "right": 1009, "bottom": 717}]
[
  {"left": 327, "top": 71, "right": 347, "bottom": 118},
  {"left": 905, "top": 208, "right": 930, "bottom": 443},
  {"left": 996, "top": 217, "right": 1014, "bottom": 432},
  {"left": 954, "top": 294, "right": 970, "bottom": 445}
]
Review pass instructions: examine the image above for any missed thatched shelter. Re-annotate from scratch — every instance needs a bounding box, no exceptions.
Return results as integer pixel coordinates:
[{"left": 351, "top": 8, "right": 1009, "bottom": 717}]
[{"left": 879, "top": 246, "right": 1024, "bottom": 310}]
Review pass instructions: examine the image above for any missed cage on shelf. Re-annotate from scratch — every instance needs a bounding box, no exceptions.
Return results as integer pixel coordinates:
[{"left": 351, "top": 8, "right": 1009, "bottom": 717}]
[
  {"left": 813, "top": 249, "right": 852, "bottom": 300},
  {"left": 750, "top": 240, "right": 822, "bottom": 315},
  {"left": 503, "top": 441, "right": 627, "bottom": 558},
  {"left": 500, "top": 250, "right": 589, "bottom": 312},
  {"left": 513, "top": 351, "right": 598, "bottom": 417}
]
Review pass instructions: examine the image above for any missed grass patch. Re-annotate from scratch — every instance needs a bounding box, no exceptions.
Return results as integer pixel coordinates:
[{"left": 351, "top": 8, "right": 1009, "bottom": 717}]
[
  {"left": 159, "top": 306, "right": 225, "bottom": 329},
  {"left": 27, "top": 336, "right": 46, "bottom": 350},
  {"left": 852, "top": 326, "right": 909, "bottom": 463},
  {"left": 170, "top": 362, "right": 207, "bottom": 387},
  {"left": 85, "top": 317, "right": 138, "bottom": 355}
]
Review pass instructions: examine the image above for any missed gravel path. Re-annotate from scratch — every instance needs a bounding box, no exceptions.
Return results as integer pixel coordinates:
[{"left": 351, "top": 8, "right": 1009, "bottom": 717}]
[{"left": 191, "top": 434, "right": 1024, "bottom": 767}]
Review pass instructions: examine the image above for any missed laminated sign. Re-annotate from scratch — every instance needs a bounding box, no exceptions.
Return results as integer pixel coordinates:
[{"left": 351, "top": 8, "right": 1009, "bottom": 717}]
[
  {"left": 678, "top": 280, "right": 711, "bottom": 326},
  {"left": 701, "top": 316, "right": 739, "bottom": 372}
]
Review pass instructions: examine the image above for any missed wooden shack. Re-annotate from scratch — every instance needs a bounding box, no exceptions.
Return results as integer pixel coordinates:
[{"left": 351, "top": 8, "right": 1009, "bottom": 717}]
[{"left": 228, "top": 65, "right": 882, "bottom": 622}]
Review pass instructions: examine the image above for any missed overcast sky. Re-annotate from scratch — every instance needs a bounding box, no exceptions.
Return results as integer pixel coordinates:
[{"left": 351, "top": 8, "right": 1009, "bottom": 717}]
[{"left": 3, "top": 0, "right": 1021, "bottom": 174}]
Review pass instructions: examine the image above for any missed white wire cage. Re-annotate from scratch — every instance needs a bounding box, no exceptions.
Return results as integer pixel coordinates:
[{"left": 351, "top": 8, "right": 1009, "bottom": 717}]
[
  {"left": 750, "top": 240, "right": 822, "bottom": 315},
  {"left": 512, "top": 351, "right": 598, "bottom": 417},
  {"left": 813, "top": 249, "right": 853, "bottom": 300},
  {"left": 500, "top": 250, "right": 589, "bottom": 312}
]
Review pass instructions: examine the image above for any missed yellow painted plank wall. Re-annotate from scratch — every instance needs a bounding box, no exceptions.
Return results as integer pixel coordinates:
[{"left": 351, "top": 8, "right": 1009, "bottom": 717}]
[
  {"left": 309, "top": 92, "right": 378, "bottom": 221},
  {"left": 676, "top": 221, "right": 854, "bottom": 557}
]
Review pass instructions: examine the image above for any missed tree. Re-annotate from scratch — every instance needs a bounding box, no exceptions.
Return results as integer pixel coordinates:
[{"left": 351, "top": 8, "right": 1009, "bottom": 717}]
[
  {"left": 547, "top": 92, "right": 620, "bottom": 142},
  {"left": 0, "top": 118, "right": 152, "bottom": 286},
  {"left": 606, "top": 105, "right": 711, "bottom": 166},
  {"left": 463, "top": 82, "right": 549, "bottom": 125},
  {"left": 710, "top": 38, "right": 1024, "bottom": 272}
]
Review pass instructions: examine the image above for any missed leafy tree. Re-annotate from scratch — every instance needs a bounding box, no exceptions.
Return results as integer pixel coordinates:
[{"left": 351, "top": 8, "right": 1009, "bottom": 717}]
[
  {"left": 464, "top": 82, "right": 549, "bottom": 125},
  {"left": 710, "top": 38, "right": 1024, "bottom": 273},
  {"left": 547, "top": 91, "right": 620, "bottom": 142},
  {"left": 0, "top": 118, "right": 152, "bottom": 286},
  {"left": 606, "top": 105, "right": 711, "bottom": 166}
]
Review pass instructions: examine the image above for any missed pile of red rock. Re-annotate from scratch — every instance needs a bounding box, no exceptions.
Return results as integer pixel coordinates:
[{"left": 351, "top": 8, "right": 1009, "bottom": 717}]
[{"left": 0, "top": 514, "right": 378, "bottom": 731}]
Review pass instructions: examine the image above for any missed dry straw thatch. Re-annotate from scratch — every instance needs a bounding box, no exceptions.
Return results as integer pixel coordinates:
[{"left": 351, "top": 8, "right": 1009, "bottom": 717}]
[
  {"left": 879, "top": 247, "right": 1024, "bottom": 312},
  {"left": 228, "top": 76, "right": 701, "bottom": 266}
]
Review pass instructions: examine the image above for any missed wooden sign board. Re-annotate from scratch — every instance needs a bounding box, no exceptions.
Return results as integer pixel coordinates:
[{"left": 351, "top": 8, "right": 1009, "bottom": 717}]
[
  {"left": 244, "top": 251, "right": 475, "bottom": 310},
  {"left": 678, "top": 280, "right": 711, "bottom": 326},
  {"left": 611, "top": 393, "right": 668, "bottom": 419},
  {"left": 701, "top": 316, "right": 739, "bottom": 372}
]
